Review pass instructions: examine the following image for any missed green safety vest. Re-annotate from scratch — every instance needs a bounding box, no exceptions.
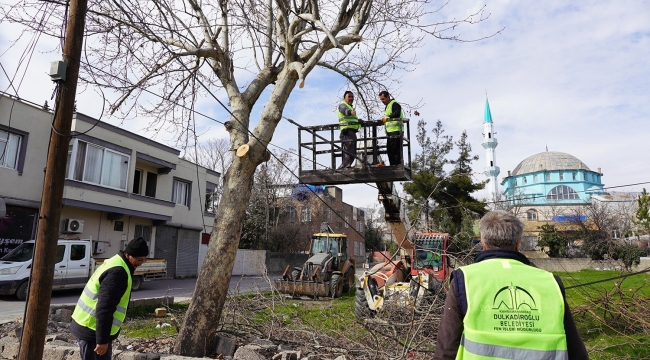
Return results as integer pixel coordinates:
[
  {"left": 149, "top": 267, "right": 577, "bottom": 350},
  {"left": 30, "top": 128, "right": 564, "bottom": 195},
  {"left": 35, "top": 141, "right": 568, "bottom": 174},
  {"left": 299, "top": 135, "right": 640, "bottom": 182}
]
[
  {"left": 384, "top": 100, "right": 404, "bottom": 133},
  {"left": 337, "top": 101, "right": 360, "bottom": 131},
  {"left": 457, "top": 258, "right": 567, "bottom": 360},
  {"left": 71, "top": 254, "right": 132, "bottom": 336}
]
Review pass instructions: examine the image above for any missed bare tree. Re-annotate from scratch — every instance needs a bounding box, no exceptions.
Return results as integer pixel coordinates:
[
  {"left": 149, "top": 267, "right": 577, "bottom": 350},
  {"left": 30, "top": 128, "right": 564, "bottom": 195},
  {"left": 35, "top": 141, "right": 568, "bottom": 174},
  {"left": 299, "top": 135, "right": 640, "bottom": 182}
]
[{"left": 3, "top": 0, "right": 497, "bottom": 355}]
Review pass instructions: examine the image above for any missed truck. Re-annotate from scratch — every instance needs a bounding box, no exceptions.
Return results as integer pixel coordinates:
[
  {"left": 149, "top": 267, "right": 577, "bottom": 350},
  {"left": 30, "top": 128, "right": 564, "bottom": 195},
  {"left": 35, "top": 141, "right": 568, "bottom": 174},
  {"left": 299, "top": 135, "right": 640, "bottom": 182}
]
[
  {"left": 274, "top": 223, "right": 356, "bottom": 298},
  {"left": 0, "top": 239, "right": 167, "bottom": 300}
]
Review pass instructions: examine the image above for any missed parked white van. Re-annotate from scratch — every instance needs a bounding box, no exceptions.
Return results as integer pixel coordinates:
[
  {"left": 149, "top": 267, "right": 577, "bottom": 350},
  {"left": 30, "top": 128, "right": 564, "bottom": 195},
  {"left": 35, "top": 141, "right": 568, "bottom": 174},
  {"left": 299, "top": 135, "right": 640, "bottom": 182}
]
[{"left": 0, "top": 239, "right": 167, "bottom": 300}]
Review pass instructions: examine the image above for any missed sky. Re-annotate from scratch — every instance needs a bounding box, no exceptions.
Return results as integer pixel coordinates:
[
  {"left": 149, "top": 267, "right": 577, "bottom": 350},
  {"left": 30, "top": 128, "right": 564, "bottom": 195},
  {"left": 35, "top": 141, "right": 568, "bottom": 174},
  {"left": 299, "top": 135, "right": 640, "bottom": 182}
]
[{"left": 1, "top": 0, "right": 649, "bottom": 211}]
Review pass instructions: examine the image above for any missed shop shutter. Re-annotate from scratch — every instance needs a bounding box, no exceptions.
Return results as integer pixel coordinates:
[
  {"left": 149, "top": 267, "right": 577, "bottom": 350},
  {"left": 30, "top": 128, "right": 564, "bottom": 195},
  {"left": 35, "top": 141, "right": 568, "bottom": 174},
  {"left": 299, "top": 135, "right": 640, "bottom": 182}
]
[
  {"left": 176, "top": 228, "right": 200, "bottom": 277},
  {"left": 154, "top": 225, "right": 178, "bottom": 278}
]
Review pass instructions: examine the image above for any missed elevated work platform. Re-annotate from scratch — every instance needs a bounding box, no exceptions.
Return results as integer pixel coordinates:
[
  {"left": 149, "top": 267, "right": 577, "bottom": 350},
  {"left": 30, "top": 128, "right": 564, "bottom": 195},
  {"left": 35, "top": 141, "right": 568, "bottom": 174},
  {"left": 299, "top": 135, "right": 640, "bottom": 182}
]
[
  {"left": 300, "top": 164, "right": 411, "bottom": 185},
  {"left": 293, "top": 119, "right": 412, "bottom": 185}
]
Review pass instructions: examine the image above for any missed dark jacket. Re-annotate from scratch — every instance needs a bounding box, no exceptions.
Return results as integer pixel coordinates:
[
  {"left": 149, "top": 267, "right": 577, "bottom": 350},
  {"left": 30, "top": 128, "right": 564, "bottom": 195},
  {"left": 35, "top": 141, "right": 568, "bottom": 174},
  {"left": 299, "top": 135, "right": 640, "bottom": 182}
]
[
  {"left": 70, "top": 251, "right": 135, "bottom": 344},
  {"left": 433, "top": 249, "right": 589, "bottom": 360}
]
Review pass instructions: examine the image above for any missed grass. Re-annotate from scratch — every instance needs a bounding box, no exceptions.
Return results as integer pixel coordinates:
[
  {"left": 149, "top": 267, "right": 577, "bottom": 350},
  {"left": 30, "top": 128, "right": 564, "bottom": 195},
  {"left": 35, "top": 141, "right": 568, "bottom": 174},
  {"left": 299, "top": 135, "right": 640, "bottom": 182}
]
[
  {"left": 121, "top": 302, "right": 189, "bottom": 338},
  {"left": 555, "top": 269, "right": 650, "bottom": 360},
  {"left": 250, "top": 291, "right": 359, "bottom": 337}
]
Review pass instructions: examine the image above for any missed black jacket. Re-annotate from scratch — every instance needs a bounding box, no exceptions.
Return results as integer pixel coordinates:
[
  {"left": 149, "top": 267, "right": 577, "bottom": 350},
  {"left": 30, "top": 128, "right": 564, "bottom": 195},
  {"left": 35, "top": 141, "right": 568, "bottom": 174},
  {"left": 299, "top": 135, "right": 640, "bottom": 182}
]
[
  {"left": 70, "top": 251, "right": 135, "bottom": 344},
  {"left": 433, "top": 249, "right": 589, "bottom": 360}
]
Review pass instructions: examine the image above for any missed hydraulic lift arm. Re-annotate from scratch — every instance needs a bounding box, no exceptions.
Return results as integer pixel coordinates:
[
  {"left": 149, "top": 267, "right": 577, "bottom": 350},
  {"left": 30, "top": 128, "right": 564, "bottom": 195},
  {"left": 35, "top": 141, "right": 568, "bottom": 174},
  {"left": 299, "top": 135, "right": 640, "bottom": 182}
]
[{"left": 377, "top": 181, "right": 412, "bottom": 250}]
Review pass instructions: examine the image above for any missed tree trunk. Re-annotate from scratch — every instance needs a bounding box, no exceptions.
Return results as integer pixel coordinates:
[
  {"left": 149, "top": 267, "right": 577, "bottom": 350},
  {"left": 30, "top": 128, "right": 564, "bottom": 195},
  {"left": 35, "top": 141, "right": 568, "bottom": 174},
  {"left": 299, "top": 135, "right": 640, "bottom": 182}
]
[
  {"left": 173, "top": 153, "right": 256, "bottom": 356},
  {"left": 174, "top": 64, "right": 298, "bottom": 357}
]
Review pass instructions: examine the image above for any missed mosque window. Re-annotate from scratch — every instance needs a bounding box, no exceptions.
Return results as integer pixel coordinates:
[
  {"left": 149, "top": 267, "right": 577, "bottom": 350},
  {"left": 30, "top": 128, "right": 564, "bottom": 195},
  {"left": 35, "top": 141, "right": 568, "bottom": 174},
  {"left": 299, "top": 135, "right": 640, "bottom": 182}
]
[
  {"left": 545, "top": 173, "right": 551, "bottom": 181},
  {"left": 527, "top": 209, "right": 537, "bottom": 221},
  {"left": 514, "top": 179, "right": 518, "bottom": 186},
  {"left": 523, "top": 177, "right": 527, "bottom": 184},
  {"left": 573, "top": 172, "right": 577, "bottom": 181},
  {"left": 533, "top": 175, "right": 538, "bottom": 183},
  {"left": 559, "top": 173, "right": 564, "bottom": 181},
  {"left": 547, "top": 185, "right": 580, "bottom": 200}
]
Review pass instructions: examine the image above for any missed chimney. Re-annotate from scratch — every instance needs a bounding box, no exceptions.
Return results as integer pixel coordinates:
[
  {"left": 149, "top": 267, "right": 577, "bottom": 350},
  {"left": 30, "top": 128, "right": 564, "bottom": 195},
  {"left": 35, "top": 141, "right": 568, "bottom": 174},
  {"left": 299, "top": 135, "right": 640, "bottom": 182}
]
[
  {"left": 507, "top": 170, "right": 511, "bottom": 176},
  {"left": 597, "top": 167, "right": 601, "bottom": 174}
]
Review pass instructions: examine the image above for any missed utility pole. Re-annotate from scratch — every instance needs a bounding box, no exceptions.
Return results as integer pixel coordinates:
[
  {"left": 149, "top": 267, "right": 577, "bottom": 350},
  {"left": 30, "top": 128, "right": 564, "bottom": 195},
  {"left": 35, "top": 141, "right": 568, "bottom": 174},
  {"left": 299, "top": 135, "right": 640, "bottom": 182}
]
[{"left": 18, "top": 0, "right": 87, "bottom": 358}]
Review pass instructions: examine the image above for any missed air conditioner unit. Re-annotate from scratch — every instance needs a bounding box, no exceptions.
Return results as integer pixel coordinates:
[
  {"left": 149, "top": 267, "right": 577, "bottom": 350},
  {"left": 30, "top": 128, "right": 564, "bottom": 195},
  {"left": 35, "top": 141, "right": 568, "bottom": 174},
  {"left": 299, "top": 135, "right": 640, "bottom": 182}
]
[{"left": 63, "top": 219, "right": 84, "bottom": 233}]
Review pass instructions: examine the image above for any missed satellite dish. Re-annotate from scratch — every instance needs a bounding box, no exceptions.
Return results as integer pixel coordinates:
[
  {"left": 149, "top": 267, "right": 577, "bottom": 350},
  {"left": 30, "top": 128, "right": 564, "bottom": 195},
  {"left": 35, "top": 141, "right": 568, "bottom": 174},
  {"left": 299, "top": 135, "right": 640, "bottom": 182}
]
[{"left": 0, "top": 198, "right": 6, "bottom": 218}]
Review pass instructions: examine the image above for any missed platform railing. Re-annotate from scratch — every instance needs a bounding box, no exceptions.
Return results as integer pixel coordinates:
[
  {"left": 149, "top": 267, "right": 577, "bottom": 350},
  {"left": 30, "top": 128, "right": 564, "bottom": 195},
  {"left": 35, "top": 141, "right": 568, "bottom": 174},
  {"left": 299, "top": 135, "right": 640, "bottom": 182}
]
[{"left": 292, "top": 119, "right": 411, "bottom": 173}]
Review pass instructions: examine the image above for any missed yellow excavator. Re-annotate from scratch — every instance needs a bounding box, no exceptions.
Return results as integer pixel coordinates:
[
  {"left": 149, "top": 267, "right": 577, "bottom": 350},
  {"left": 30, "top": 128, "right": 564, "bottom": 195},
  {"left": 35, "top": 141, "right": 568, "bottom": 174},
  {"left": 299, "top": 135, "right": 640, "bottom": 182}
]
[{"left": 274, "top": 223, "right": 356, "bottom": 298}]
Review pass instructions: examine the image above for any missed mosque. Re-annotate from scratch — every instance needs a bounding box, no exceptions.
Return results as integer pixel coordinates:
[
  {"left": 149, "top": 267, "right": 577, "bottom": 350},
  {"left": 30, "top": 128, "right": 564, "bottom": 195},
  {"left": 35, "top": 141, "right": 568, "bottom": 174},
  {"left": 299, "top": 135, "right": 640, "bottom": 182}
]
[{"left": 481, "top": 98, "right": 606, "bottom": 223}]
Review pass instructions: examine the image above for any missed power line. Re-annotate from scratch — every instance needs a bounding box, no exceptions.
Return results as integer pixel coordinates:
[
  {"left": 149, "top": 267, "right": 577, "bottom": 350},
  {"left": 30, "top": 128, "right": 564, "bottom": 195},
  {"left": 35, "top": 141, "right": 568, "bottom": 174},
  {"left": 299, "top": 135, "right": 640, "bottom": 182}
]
[{"left": 565, "top": 267, "right": 650, "bottom": 290}]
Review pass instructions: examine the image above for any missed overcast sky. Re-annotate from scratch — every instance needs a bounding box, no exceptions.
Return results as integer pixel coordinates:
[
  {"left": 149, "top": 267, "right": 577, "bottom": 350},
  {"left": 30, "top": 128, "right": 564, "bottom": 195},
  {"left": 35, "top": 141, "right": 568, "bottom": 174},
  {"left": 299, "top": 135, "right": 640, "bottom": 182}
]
[{"left": 1, "top": 0, "right": 649, "bottom": 210}]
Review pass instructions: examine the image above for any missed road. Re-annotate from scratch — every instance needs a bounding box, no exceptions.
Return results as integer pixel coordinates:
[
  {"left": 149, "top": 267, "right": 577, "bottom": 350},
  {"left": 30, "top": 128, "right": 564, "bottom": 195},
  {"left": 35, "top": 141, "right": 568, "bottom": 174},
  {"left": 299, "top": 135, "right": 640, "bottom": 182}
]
[
  {"left": 0, "top": 275, "right": 278, "bottom": 324},
  {"left": 0, "top": 267, "right": 372, "bottom": 323}
]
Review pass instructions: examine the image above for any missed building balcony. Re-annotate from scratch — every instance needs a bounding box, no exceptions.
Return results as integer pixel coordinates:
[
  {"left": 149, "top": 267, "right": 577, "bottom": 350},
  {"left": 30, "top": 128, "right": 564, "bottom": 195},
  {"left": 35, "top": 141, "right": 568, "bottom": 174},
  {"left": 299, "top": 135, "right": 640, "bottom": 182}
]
[{"left": 63, "top": 180, "right": 175, "bottom": 221}]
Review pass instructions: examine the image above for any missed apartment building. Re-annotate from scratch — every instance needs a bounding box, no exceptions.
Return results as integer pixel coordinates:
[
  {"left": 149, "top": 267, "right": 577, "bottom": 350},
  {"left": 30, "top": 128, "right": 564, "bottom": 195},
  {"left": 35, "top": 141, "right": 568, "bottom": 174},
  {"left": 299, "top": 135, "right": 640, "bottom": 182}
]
[
  {"left": 277, "top": 185, "right": 366, "bottom": 264},
  {"left": 0, "top": 94, "right": 219, "bottom": 277}
]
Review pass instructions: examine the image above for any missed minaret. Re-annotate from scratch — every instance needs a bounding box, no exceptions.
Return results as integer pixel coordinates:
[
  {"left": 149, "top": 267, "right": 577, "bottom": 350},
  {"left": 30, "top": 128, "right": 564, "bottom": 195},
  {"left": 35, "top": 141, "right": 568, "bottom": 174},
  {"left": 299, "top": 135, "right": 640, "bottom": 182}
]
[{"left": 481, "top": 97, "right": 500, "bottom": 202}]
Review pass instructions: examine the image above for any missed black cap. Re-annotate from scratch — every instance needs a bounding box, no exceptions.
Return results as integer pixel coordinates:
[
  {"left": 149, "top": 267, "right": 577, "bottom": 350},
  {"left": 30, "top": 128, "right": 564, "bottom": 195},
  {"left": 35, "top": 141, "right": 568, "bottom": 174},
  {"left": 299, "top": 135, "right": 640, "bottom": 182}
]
[{"left": 124, "top": 237, "right": 149, "bottom": 257}]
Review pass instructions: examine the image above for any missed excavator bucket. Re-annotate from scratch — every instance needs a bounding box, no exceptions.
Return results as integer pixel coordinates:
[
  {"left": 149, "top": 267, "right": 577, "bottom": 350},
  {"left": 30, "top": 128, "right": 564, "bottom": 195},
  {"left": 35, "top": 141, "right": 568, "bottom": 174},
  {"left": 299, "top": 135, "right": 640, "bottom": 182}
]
[{"left": 273, "top": 279, "right": 331, "bottom": 298}]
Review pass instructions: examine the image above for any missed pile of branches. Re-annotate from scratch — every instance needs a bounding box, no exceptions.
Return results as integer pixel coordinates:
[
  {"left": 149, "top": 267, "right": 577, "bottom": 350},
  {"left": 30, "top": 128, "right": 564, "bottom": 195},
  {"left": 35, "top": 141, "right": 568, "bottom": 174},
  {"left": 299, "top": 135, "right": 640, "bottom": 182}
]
[
  {"left": 573, "top": 280, "right": 650, "bottom": 334},
  {"left": 571, "top": 276, "right": 650, "bottom": 359},
  {"left": 211, "top": 276, "right": 447, "bottom": 359}
]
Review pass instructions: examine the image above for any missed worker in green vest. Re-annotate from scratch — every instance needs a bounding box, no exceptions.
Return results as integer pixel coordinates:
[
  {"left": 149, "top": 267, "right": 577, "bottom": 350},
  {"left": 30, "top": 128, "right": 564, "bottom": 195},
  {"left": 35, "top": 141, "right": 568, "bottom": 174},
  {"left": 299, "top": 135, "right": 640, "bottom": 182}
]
[
  {"left": 337, "top": 90, "right": 361, "bottom": 169},
  {"left": 379, "top": 91, "right": 404, "bottom": 166},
  {"left": 70, "top": 237, "right": 149, "bottom": 360},
  {"left": 434, "top": 210, "right": 588, "bottom": 360}
]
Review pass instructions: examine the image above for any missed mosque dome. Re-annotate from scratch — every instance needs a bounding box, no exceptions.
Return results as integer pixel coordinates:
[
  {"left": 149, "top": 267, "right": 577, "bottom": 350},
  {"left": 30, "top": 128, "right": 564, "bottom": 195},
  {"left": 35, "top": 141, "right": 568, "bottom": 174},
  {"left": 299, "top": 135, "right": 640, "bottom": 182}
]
[{"left": 511, "top": 151, "right": 590, "bottom": 176}]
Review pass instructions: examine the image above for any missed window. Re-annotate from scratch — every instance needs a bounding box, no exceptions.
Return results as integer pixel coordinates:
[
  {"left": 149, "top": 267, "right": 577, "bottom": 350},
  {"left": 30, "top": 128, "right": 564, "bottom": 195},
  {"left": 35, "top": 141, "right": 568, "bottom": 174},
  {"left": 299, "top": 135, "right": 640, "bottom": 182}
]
[
  {"left": 527, "top": 209, "right": 537, "bottom": 221},
  {"left": 301, "top": 207, "right": 311, "bottom": 222},
  {"left": 133, "top": 169, "right": 143, "bottom": 194},
  {"left": 547, "top": 185, "right": 580, "bottom": 200},
  {"left": 145, "top": 172, "right": 157, "bottom": 197},
  {"left": 533, "top": 175, "right": 538, "bottom": 183},
  {"left": 134, "top": 225, "right": 152, "bottom": 254},
  {"left": 559, "top": 173, "right": 564, "bottom": 181},
  {"left": 286, "top": 206, "right": 296, "bottom": 223},
  {"left": 173, "top": 179, "right": 191, "bottom": 206},
  {"left": 514, "top": 179, "right": 518, "bottom": 186},
  {"left": 0, "top": 130, "right": 21, "bottom": 169},
  {"left": 572, "top": 172, "right": 577, "bottom": 181},
  {"left": 545, "top": 173, "right": 551, "bottom": 181},
  {"left": 345, "top": 215, "right": 349, "bottom": 228},
  {"left": 70, "top": 245, "right": 86, "bottom": 261},
  {"left": 55, "top": 245, "right": 65, "bottom": 263},
  {"left": 327, "top": 208, "right": 332, "bottom": 222},
  {"left": 114, "top": 221, "right": 124, "bottom": 231},
  {"left": 66, "top": 143, "right": 73, "bottom": 177},
  {"left": 523, "top": 177, "right": 527, "bottom": 184},
  {"left": 354, "top": 241, "right": 359, "bottom": 256},
  {"left": 67, "top": 139, "right": 130, "bottom": 190},
  {"left": 205, "top": 188, "right": 218, "bottom": 213}
]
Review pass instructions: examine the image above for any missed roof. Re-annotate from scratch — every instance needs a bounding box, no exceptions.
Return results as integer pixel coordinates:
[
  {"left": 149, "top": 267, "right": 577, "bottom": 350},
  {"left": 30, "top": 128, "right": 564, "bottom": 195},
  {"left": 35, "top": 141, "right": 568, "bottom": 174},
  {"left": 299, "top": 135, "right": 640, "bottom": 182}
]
[{"left": 511, "top": 151, "right": 590, "bottom": 176}]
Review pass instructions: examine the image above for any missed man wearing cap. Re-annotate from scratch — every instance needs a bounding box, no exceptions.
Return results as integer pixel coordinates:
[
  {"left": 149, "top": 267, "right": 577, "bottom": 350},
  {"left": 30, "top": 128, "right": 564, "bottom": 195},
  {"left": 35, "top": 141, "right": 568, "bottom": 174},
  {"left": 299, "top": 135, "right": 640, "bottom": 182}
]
[
  {"left": 70, "top": 237, "right": 149, "bottom": 360},
  {"left": 434, "top": 211, "right": 588, "bottom": 359}
]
